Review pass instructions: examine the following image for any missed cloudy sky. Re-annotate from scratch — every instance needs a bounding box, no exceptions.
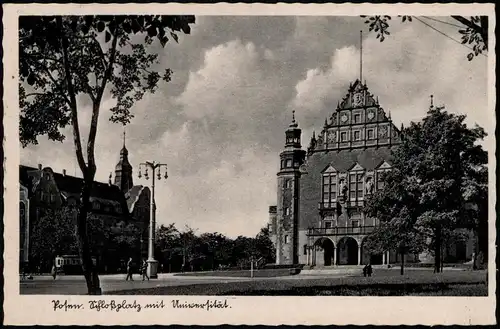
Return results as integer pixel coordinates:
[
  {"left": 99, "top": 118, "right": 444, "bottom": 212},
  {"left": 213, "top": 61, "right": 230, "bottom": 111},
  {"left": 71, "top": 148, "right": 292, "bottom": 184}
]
[{"left": 21, "top": 16, "right": 491, "bottom": 238}]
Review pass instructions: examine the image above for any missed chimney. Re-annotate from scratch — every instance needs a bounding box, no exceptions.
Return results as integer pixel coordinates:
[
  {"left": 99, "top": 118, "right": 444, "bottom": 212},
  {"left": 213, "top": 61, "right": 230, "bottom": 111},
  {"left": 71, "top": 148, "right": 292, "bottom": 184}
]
[
  {"left": 38, "top": 164, "right": 42, "bottom": 170},
  {"left": 62, "top": 169, "right": 66, "bottom": 177}
]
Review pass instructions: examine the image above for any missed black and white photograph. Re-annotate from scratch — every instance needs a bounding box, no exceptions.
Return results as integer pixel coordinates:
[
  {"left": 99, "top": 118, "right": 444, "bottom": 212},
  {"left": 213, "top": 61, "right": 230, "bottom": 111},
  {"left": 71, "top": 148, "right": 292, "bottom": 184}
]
[{"left": 3, "top": 3, "right": 496, "bottom": 326}]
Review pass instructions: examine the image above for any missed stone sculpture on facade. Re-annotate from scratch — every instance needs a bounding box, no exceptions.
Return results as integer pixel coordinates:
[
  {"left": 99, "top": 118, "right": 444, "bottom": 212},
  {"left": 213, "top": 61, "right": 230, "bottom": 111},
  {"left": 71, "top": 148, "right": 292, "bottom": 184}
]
[{"left": 365, "top": 177, "right": 374, "bottom": 195}]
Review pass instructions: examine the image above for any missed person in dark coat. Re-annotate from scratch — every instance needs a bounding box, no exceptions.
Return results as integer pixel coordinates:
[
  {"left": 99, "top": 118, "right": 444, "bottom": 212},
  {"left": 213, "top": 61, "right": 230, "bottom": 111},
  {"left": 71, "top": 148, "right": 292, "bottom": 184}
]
[
  {"left": 125, "top": 257, "right": 134, "bottom": 281},
  {"left": 366, "top": 263, "right": 373, "bottom": 277},
  {"left": 141, "top": 259, "right": 150, "bottom": 281}
]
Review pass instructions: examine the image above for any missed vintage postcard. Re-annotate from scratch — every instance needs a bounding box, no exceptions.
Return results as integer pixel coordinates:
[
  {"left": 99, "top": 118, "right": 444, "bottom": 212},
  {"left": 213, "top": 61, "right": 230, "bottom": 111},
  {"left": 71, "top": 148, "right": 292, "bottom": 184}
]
[{"left": 3, "top": 3, "right": 496, "bottom": 326}]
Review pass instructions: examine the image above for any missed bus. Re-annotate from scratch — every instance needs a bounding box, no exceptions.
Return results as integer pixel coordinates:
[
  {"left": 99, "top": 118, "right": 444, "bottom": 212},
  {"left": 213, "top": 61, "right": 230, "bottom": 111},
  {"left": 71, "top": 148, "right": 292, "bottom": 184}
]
[{"left": 54, "top": 255, "right": 97, "bottom": 275}]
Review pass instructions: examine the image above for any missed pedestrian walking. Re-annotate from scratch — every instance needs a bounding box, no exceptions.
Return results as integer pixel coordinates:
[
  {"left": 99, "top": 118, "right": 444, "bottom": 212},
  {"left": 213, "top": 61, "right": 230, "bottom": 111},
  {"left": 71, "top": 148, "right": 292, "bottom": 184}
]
[
  {"left": 141, "top": 259, "right": 150, "bottom": 281},
  {"left": 125, "top": 257, "right": 134, "bottom": 281},
  {"left": 51, "top": 264, "right": 57, "bottom": 280},
  {"left": 366, "top": 263, "right": 373, "bottom": 277}
]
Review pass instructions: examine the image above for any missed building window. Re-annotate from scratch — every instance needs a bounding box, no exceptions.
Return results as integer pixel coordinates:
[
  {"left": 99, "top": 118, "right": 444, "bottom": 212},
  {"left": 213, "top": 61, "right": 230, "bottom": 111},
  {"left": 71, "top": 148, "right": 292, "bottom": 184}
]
[
  {"left": 324, "top": 221, "right": 332, "bottom": 229},
  {"left": 285, "top": 179, "right": 292, "bottom": 189},
  {"left": 284, "top": 235, "right": 289, "bottom": 244},
  {"left": 284, "top": 207, "right": 290, "bottom": 216},
  {"left": 322, "top": 173, "right": 337, "bottom": 204},
  {"left": 93, "top": 201, "right": 101, "bottom": 210},
  {"left": 352, "top": 220, "right": 359, "bottom": 227},
  {"left": 286, "top": 159, "right": 292, "bottom": 168},
  {"left": 354, "top": 114, "right": 361, "bottom": 123},
  {"left": 367, "top": 129, "right": 374, "bottom": 140},
  {"left": 349, "top": 173, "right": 356, "bottom": 200},
  {"left": 341, "top": 132, "right": 347, "bottom": 142},
  {"left": 303, "top": 244, "right": 307, "bottom": 255},
  {"left": 357, "top": 173, "right": 364, "bottom": 200},
  {"left": 377, "top": 170, "right": 390, "bottom": 190},
  {"left": 354, "top": 130, "right": 361, "bottom": 141},
  {"left": 349, "top": 172, "right": 364, "bottom": 200}
]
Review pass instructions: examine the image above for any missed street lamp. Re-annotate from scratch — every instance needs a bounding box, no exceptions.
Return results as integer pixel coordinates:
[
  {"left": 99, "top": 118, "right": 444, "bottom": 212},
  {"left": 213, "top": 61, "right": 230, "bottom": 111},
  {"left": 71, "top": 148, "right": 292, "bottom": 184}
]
[{"left": 138, "top": 161, "right": 168, "bottom": 279}]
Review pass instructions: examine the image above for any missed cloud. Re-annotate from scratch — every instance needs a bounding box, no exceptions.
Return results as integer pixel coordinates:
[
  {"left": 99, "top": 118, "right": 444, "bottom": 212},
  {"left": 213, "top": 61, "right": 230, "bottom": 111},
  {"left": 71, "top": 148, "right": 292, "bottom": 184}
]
[
  {"left": 21, "top": 17, "right": 490, "bottom": 238},
  {"left": 289, "top": 21, "right": 490, "bottom": 144}
]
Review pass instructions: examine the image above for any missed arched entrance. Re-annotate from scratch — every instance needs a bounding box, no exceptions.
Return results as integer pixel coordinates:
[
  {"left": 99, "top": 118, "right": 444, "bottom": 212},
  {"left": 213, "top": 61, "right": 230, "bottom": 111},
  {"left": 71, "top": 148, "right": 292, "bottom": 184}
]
[
  {"left": 314, "top": 238, "right": 335, "bottom": 266},
  {"left": 337, "top": 237, "right": 358, "bottom": 265}
]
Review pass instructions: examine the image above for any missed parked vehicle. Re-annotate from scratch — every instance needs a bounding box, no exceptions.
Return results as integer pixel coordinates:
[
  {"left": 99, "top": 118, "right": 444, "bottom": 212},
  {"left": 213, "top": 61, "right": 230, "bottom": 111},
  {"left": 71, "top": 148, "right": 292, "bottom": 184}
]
[{"left": 54, "top": 255, "right": 97, "bottom": 275}]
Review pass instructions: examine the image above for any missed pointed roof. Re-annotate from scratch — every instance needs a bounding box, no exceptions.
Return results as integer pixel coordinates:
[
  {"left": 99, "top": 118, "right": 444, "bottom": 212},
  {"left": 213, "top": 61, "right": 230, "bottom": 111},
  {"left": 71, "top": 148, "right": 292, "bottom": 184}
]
[
  {"left": 287, "top": 110, "right": 299, "bottom": 130},
  {"left": 336, "top": 79, "right": 378, "bottom": 111}
]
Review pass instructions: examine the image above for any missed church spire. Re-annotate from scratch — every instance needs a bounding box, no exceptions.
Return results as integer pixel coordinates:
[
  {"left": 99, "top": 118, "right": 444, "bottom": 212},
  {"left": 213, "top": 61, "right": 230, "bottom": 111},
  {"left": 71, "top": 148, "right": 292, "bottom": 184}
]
[{"left": 114, "top": 127, "right": 133, "bottom": 193}]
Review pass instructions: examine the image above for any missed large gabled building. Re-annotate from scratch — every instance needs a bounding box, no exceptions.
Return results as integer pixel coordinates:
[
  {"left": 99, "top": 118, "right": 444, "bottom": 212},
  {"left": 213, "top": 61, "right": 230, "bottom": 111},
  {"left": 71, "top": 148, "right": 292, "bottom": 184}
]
[
  {"left": 19, "top": 139, "right": 151, "bottom": 272},
  {"left": 269, "top": 79, "right": 474, "bottom": 267}
]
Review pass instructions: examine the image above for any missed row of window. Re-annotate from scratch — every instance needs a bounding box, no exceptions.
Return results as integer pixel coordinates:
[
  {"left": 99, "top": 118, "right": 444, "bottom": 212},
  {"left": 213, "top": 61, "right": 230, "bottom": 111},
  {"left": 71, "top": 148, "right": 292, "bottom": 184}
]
[
  {"left": 323, "top": 220, "right": 360, "bottom": 229},
  {"left": 329, "top": 128, "right": 379, "bottom": 143},
  {"left": 281, "top": 159, "right": 299, "bottom": 169},
  {"left": 322, "top": 170, "right": 389, "bottom": 203}
]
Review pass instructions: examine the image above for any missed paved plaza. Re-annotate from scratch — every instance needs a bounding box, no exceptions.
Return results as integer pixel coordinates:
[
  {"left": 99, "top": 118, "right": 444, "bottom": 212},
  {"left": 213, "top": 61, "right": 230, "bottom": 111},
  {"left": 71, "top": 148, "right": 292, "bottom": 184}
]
[{"left": 19, "top": 266, "right": 476, "bottom": 295}]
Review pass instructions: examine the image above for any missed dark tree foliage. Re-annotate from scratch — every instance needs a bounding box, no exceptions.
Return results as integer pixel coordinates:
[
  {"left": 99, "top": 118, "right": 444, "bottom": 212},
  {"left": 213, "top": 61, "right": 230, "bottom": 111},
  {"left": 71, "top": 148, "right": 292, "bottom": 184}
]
[
  {"left": 361, "top": 15, "right": 488, "bottom": 61},
  {"left": 30, "top": 206, "right": 145, "bottom": 273},
  {"left": 19, "top": 15, "right": 195, "bottom": 294},
  {"left": 364, "top": 106, "right": 487, "bottom": 273},
  {"left": 154, "top": 224, "right": 276, "bottom": 272}
]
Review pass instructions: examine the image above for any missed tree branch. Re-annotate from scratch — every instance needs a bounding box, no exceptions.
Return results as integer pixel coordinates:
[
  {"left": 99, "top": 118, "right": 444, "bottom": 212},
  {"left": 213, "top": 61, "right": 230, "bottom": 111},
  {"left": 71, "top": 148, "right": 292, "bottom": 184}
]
[
  {"left": 87, "top": 24, "right": 120, "bottom": 172},
  {"left": 26, "top": 57, "right": 72, "bottom": 106},
  {"left": 57, "top": 16, "right": 87, "bottom": 174},
  {"left": 25, "top": 92, "right": 46, "bottom": 98},
  {"left": 451, "top": 15, "right": 488, "bottom": 45}
]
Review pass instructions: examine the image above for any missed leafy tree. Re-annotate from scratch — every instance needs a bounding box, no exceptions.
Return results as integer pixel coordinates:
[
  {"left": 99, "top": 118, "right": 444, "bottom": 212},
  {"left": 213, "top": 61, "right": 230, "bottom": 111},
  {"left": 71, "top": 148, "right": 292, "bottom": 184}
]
[
  {"left": 364, "top": 171, "right": 426, "bottom": 275},
  {"left": 109, "top": 220, "right": 141, "bottom": 265},
  {"left": 361, "top": 16, "right": 488, "bottom": 61},
  {"left": 365, "top": 106, "right": 487, "bottom": 273},
  {"left": 199, "top": 232, "right": 233, "bottom": 270},
  {"left": 155, "top": 223, "right": 185, "bottom": 272},
  {"left": 254, "top": 227, "right": 276, "bottom": 265},
  {"left": 30, "top": 207, "right": 78, "bottom": 269},
  {"left": 19, "top": 15, "right": 195, "bottom": 294},
  {"left": 30, "top": 207, "right": 109, "bottom": 270}
]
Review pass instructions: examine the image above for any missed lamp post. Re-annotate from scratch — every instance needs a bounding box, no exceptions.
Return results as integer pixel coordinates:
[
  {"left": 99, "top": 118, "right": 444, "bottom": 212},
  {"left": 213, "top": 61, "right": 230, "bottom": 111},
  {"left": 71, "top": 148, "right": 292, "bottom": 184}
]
[{"left": 138, "top": 161, "right": 168, "bottom": 279}]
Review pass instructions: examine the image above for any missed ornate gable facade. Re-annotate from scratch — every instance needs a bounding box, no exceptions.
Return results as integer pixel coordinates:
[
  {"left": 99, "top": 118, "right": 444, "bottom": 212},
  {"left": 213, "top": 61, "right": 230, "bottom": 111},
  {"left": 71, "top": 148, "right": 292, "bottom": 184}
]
[{"left": 307, "top": 79, "right": 401, "bottom": 154}]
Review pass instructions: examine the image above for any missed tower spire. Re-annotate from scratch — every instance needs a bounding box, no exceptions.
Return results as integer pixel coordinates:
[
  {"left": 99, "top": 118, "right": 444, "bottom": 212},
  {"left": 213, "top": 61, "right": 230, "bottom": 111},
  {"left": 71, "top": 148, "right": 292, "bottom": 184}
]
[
  {"left": 289, "top": 110, "right": 298, "bottom": 128},
  {"left": 360, "top": 30, "right": 363, "bottom": 82},
  {"left": 123, "top": 127, "right": 126, "bottom": 148}
]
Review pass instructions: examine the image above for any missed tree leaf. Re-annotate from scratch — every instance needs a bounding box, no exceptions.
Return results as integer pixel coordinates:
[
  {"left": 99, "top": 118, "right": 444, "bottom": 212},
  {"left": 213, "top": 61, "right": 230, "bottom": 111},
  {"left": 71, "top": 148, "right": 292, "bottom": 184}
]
[
  {"left": 160, "top": 36, "right": 169, "bottom": 48},
  {"left": 27, "top": 73, "right": 36, "bottom": 86},
  {"left": 97, "top": 21, "right": 105, "bottom": 32},
  {"left": 147, "top": 26, "right": 157, "bottom": 37},
  {"left": 105, "top": 30, "right": 111, "bottom": 43},
  {"left": 123, "top": 22, "right": 132, "bottom": 34}
]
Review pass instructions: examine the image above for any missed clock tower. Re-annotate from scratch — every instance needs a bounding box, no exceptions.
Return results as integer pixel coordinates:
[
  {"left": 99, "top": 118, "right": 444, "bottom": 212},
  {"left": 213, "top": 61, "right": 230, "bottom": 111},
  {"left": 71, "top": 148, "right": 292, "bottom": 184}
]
[{"left": 275, "top": 111, "right": 306, "bottom": 264}]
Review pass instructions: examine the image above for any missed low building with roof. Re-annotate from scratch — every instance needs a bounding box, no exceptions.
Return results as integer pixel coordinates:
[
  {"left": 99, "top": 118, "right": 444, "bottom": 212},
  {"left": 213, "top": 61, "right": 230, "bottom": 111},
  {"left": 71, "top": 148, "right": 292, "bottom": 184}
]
[{"left": 19, "top": 137, "right": 150, "bottom": 273}]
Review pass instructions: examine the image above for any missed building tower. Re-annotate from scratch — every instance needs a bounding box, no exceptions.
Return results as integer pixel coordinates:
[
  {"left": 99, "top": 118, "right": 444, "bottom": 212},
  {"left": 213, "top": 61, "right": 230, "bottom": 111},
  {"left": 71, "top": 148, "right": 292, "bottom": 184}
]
[
  {"left": 114, "top": 131, "right": 134, "bottom": 193},
  {"left": 275, "top": 111, "right": 306, "bottom": 264}
]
